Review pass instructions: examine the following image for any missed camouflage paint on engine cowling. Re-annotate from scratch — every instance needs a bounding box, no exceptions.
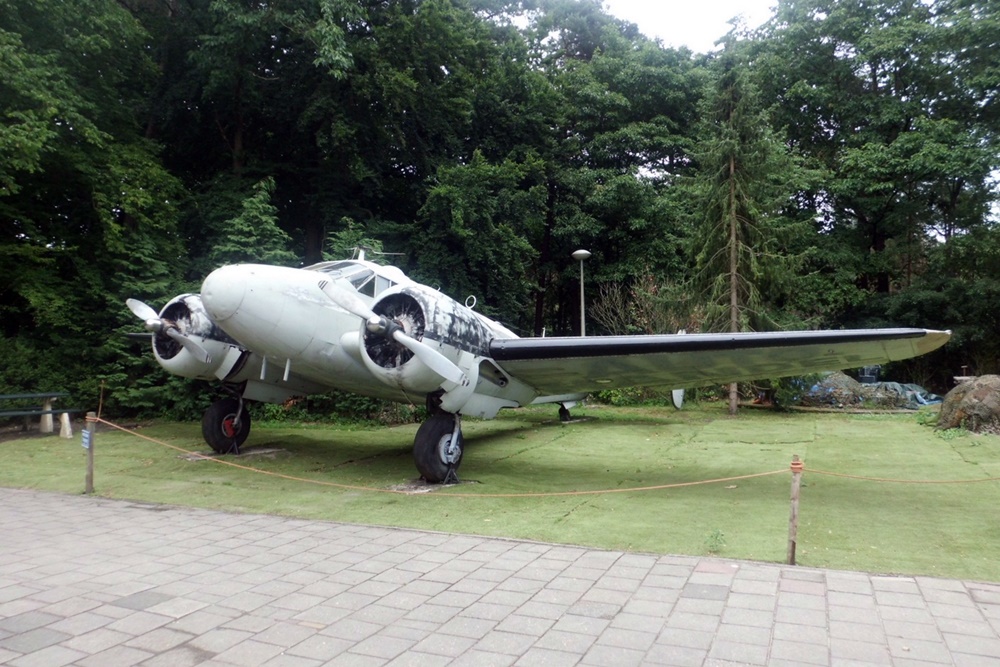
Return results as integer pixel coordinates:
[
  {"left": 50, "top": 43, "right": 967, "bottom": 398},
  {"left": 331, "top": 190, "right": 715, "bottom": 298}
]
[
  {"left": 404, "top": 285, "right": 493, "bottom": 356},
  {"left": 358, "top": 284, "right": 493, "bottom": 394}
]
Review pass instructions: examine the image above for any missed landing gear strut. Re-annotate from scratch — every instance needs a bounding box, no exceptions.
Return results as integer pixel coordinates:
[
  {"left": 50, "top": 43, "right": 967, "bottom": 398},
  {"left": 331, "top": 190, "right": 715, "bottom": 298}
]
[
  {"left": 413, "top": 412, "right": 463, "bottom": 484},
  {"left": 202, "top": 397, "right": 251, "bottom": 454}
]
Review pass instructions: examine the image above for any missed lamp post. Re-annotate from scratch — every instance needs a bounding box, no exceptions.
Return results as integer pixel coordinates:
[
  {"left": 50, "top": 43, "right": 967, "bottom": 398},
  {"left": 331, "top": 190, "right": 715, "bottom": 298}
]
[{"left": 571, "top": 249, "right": 591, "bottom": 336}]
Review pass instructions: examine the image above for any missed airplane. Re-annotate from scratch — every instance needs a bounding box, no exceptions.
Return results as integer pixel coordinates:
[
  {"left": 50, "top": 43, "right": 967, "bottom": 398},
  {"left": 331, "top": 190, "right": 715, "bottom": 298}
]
[{"left": 127, "top": 251, "right": 951, "bottom": 483}]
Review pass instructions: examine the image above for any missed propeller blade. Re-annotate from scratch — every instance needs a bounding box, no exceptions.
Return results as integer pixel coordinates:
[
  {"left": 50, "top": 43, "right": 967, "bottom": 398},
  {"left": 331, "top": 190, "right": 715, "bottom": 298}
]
[
  {"left": 126, "top": 298, "right": 159, "bottom": 321},
  {"left": 317, "top": 280, "right": 466, "bottom": 384},
  {"left": 391, "top": 331, "right": 467, "bottom": 385},
  {"left": 165, "top": 329, "right": 213, "bottom": 364},
  {"left": 317, "top": 280, "right": 377, "bottom": 321}
]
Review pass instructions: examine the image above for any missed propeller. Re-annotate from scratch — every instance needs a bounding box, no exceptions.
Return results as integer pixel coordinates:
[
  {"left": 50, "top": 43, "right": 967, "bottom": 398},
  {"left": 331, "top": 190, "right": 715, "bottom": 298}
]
[
  {"left": 318, "top": 281, "right": 467, "bottom": 385},
  {"left": 126, "top": 298, "right": 213, "bottom": 364}
]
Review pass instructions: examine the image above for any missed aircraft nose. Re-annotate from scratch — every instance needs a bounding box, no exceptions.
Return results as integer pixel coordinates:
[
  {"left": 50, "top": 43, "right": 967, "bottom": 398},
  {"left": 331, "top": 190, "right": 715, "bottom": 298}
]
[{"left": 201, "top": 265, "right": 247, "bottom": 322}]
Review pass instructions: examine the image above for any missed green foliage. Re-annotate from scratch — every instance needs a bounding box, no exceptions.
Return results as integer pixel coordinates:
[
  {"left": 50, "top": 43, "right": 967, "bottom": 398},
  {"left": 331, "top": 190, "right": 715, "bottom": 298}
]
[
  {"left": 248, "top": 392, "right": 422, "bottom": 426},
  {"left": 592, "top": 386, "right": 676, "bottom": 407},
  {"left": 208, "top": 177, "right": 297, "bottom": 267},
  {"left": 686, "top": 47, "right": 816, "bottom": 334},
  {"left": 704, "top": 529, "right": 727, "bottom": 555},
  {"left": 324, "top": 219, "right": 384, "bottom": 262},
  {"left": 768, "top": 375, "right": 822, "bottom": 411},
  {"left": 0, "top": 0, "right": 997, "bottom": 419}
]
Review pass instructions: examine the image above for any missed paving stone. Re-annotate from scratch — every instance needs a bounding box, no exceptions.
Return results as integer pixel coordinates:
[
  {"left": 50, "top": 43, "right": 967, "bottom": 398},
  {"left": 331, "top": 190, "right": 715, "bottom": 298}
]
[
  {"left": 63, "top": 627, "right": 133, "bottom": 654},
  {"left": 4, "top": 489, "right": 1000, "bottom": 667},
  {"left": 495, "top": 613, "right": 554, "bottom": 636},
  {"left": 888, "top": 635, "right": 953, "bottom": 663},
  {"left": 580, "top": 643, "right": 646, "bottom": 666},
  {"left": 722, "top": 606, "right": 776, "bottom": 628},
  {"left": 534, "top": 628, "right": 597, "bottom": 653},
  {"left": 7, "top": 644, "right": 86, "bottom": 667},
  {"left": 75, "top": 643, "right": 154, "bottom": 667},
  {"left": 829, "top": 637, "right": 892, "bottom": 664},
  {"left": 473, "top": 628, "right": 537, "bottom": 655},
  {"left": 656, "top": 627, "right": 714, "bottom": 649},
  {"left": 643, "top": 643, "right": 706, "bottom": 666},
  {"left": 681, "top": 583, "right": 730, "bottom": 600},
  {"left": 0, "top": 611, "right": 61, "bottom": 634},
  {"left": 770, "top": 638, "right": 830, "bottom": 665},
  {"left": 943, "top": 633, "right": 1000, "bottom": 657},
  {"left": 664, "top": 611, "right": 720, "bottom": 633},
  {"left": 110, "top": 591, "right": 173, "bottom": 611},
  {"left": 708, "top": 638, "right": 769, "bottom": 664},
  {"left": 124, "top": 627, "right": 194, "bottom": 652},
  {"left": 448, "top": 648, "right": 517, "bottom": 666},
  {"left": 435, "top": 616, "right": 497, "bottom": 640},
  {"left": 0, "top": 627, "right": 70, "bottom": 653},
  {"left": 410, "top": 631, "right": 477, "bottom": 657},
  {"left": 511, "top": 646, "right": 581, "bottom": 667},
  {"left": 214, "top": 638, "right": 288, "bottom": 665},
  {"left": 715, "top": 622, "right": 771, "bottom": 646},
  {"left": 286, "top": 633, "right": 353, "bottom": 660}
]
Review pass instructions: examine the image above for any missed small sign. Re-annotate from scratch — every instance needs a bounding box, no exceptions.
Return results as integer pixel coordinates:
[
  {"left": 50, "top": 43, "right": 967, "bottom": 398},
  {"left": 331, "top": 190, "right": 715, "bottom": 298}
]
[{"left": 81, "top": 430, "right": 91, "bottom": 450}]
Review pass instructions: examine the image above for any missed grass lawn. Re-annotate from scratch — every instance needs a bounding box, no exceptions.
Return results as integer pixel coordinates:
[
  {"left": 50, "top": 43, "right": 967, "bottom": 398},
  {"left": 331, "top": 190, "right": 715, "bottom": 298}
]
[{"left": 3, "top": 402, "right": 1000, "bottom": 582}]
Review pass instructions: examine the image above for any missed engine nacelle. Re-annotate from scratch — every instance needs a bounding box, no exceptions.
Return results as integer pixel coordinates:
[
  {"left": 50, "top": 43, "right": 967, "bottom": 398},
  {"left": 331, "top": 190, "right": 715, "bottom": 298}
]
[
  {"left": 360, "top": 285, "right": 492, "bottom": 394},
  {"left": 152, "top": 294, "right": 242, "bottom": 380}
]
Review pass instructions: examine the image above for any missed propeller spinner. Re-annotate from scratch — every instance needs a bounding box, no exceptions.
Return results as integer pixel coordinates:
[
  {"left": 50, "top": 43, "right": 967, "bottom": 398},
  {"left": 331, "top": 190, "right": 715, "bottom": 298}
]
[
  {"left": 126, "top": 298, "right": 213, "bottom": 364},
  {"left": 317, "top": 281, "right": 467, "bottom": 385}
]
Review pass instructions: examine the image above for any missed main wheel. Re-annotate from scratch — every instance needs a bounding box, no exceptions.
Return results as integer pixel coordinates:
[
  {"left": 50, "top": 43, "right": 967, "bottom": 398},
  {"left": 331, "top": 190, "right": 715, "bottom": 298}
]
[
  {"left": 202, "top": 398, "right": 251, "bottom": 454},
  {"left": 413, "top": 412, "right": 463, "bottom": 483}
]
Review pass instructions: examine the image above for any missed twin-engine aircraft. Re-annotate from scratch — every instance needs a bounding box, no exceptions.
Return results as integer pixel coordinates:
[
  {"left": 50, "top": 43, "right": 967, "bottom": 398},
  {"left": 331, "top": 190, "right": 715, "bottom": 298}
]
[{"left": 127, "top": 252, "right": 950, "bottom": 483}]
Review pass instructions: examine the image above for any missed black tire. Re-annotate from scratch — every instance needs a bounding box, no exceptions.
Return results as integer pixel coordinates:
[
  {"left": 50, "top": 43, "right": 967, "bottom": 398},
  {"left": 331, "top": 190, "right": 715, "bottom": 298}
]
[
  {"left": 202, "top": 398, "right": 251, "bottom": 454},
  {"left": 413, "top": 412, "right": 463, "bottom": 483}
]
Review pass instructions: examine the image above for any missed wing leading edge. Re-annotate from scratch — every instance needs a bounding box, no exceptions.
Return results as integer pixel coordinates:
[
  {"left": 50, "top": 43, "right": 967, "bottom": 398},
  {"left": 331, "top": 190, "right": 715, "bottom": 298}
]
[{"left": 489, "top": 328, "right": 950, "bottom": 396}]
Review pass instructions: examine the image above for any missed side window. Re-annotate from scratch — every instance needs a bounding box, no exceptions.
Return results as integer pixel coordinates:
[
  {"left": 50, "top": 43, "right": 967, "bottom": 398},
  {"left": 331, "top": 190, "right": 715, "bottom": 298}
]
[{"left": 375, "top": 275, "right": 394, "bottom": 296}]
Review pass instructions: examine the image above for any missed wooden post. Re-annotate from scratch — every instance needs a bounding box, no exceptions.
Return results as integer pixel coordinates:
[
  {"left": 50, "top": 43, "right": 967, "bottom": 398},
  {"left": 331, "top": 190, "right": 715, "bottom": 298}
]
[
  {"left": 787, "top": 455, "right": 803, "bottom": 565},
  {"left": 84, "top": 411, "right": 96, "bottom": 494}
]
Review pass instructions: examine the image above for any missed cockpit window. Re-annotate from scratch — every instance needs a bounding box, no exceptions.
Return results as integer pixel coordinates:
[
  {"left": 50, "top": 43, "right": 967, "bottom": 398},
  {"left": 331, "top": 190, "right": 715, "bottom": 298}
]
[
  {"left": 350, "top": 270, "right": 376, "bottom": 296},
  {"left": 311, "top": 261, "right": 368, "bottom": 279},
  {"left": 307, "top": 261, "right": 395, "bottom": 296}
]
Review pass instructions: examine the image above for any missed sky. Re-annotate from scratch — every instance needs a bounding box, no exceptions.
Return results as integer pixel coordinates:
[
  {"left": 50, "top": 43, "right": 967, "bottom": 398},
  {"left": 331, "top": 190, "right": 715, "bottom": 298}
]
[{"left": 600, "top": 1, "right": 778, "bottom": 53}]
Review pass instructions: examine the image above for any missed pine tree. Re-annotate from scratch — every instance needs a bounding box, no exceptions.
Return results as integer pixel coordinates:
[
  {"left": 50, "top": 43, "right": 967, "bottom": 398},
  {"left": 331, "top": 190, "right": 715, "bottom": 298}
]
[{"left": 689, "top": 47, "right": 813, "bottom": 414}]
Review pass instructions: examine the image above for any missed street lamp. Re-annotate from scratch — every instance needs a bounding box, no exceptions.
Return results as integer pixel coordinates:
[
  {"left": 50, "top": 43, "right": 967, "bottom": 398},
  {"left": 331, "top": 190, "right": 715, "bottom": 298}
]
[{"left": 571, "top": 249, "right": 591, "bottom": 336}]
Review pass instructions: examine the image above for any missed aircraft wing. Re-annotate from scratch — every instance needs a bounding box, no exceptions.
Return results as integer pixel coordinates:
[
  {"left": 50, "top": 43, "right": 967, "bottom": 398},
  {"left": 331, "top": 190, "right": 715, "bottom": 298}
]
[{"left": 488, "top": 328, "right": 950, "bottom": 395}]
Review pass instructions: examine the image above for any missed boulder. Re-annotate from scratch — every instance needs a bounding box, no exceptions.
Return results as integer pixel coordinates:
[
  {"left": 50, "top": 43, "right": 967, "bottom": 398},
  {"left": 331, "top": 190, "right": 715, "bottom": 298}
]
[{"left": 937, "top": 375, "right": 1000, "bottom": 433}]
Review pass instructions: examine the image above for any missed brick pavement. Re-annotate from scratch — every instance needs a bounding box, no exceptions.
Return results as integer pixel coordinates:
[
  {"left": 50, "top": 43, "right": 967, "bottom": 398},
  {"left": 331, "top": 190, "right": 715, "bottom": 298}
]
[{"left": 2, "top": 488, "right": 1000, "bottom": 666}]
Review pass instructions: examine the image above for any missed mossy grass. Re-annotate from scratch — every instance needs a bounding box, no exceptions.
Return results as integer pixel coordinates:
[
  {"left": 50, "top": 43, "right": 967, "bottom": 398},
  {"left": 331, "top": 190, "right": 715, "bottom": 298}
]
[{"left": 3, "top": 402, "right": 999, "bottom": 581}]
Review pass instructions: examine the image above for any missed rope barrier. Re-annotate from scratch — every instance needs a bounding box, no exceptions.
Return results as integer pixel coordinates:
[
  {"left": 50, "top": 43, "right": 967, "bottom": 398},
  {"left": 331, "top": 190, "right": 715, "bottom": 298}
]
[
  {"left": 88, "top": 416, "right": 786, "bottom": 498},
  {"left": 806, "top": 467, "right": 1000, "bottom": 485},
  {"left": 86, "top": 416, "right": 1000, "bottom": 492}
]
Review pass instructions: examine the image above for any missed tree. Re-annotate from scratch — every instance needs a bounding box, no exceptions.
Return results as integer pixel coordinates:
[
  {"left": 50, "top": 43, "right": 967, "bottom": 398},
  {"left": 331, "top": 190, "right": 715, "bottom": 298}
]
[
  {"left": 687, "top": 47, "right": 813, "bottom": 414},
  {"left": 208, "top": 177, "right": 297, "bottom": 267},
  {"left": 0, "top": 0, "right": 185, "bottom": 409},
  {"left": 751, "top": 0, "right": 997, "bottom": 298}
]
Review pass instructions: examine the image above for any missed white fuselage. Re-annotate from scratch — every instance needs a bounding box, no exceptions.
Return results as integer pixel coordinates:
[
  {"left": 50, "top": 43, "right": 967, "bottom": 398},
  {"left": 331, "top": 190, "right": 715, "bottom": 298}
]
[{"left": 186, "top": 261, "right": 551, "bottom": 417}]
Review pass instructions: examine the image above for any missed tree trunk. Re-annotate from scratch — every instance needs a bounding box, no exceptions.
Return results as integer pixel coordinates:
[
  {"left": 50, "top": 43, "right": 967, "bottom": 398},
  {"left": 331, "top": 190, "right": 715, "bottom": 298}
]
[
  {"left": 728, "top": 155, "right": 739, "bottom": 416},
  {"left": 534, "top": 178, "right": 557, "bottom": 335}
]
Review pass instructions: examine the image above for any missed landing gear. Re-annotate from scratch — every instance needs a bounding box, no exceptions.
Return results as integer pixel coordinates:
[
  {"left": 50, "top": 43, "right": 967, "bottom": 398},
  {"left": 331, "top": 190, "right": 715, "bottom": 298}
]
[
  {"left": 413, "top": 412, "right": 463, "bottom": 484},
  {"left": 202, "top": 397, "right": 251, "bottom": 454}
]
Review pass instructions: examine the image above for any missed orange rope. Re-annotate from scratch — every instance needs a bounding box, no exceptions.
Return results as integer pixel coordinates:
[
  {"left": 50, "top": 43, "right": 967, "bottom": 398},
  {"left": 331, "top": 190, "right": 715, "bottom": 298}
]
[
  {"left": 90, "top": 417, "right": 786, "bottom": 498},
  {"left": 85, "top": 417, "right": 1000, "bottom": 489},
  {"left": 807, "top": 468, "right": 1000, "bottom": 485}
]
